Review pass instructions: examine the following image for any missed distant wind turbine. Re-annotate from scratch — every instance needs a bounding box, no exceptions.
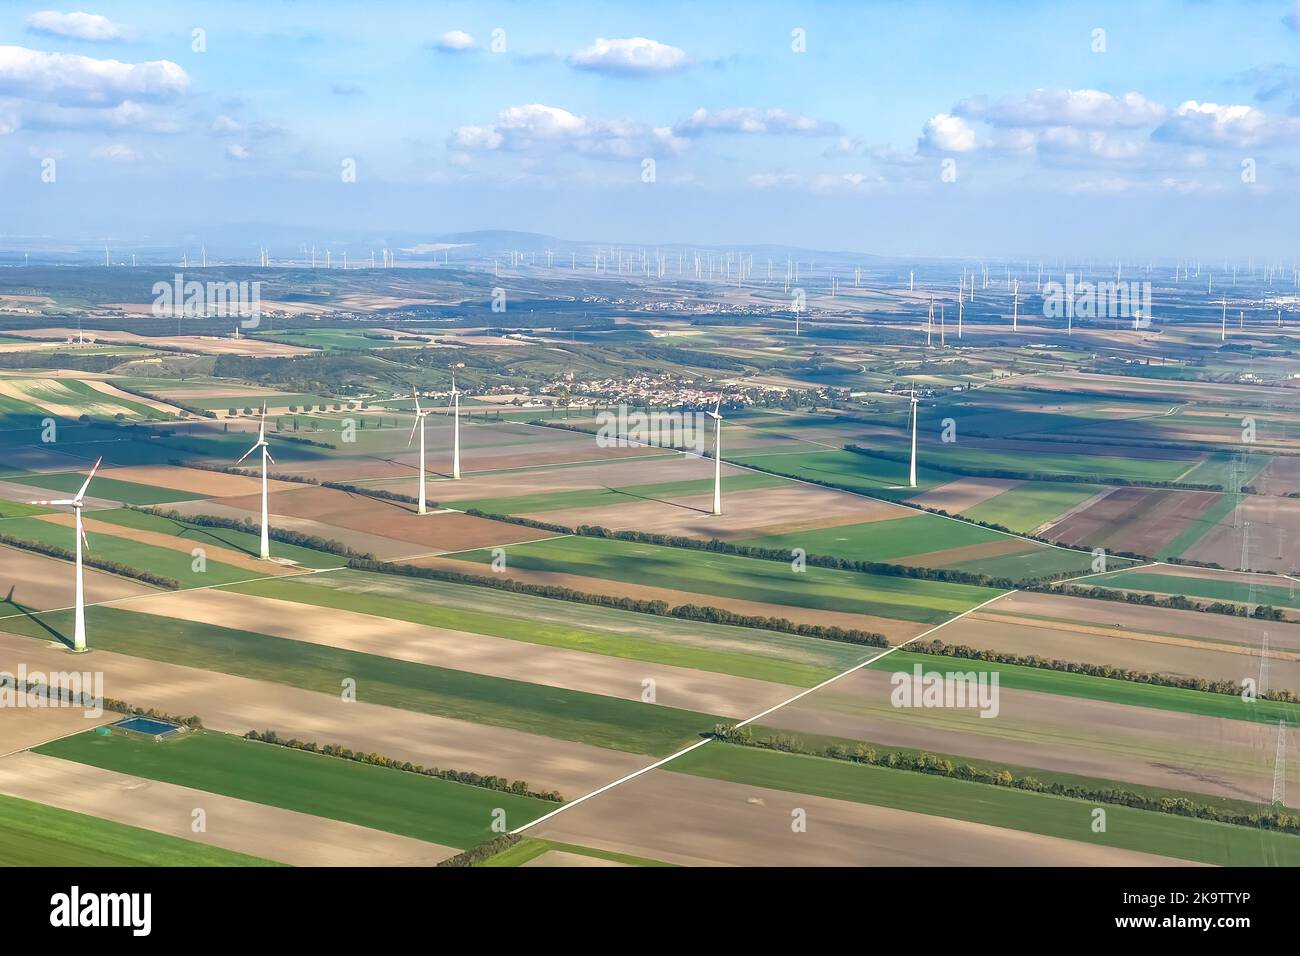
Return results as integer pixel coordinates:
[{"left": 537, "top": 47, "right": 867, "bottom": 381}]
[
  {"left": 28, "top": 457, "right": 101, "bottom": 652},
  {"left": 235, "top": 406, "right": 275, "bottom": 559}
]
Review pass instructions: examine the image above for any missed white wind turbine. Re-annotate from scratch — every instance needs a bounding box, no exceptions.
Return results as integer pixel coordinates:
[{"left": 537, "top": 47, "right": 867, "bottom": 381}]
[
  {"left": 235, "top": 406, "right": 275, "bottom": 559},
  {"left": 908, "top": 389, "right": 920, "bottom": 488},
  {"left": 408, "top": 386, "right": 433, "bottom": 514},
  {"left": 28, "top": 457, "right": 101, "bottom": 652},
  {"left": 706, "top": 397, "right": 724, "bottom": 515},
  {"left": 449, "top": 368, "right": 462, "bottom": 480}
]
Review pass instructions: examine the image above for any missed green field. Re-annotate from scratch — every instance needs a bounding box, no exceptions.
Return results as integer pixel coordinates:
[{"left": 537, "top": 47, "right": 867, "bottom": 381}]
[
  {"left": 455, "top": 534, "right": 1004, "bottom": 624},
  {"left": 0, "top": 792, "right": 279, "bottom": 866},
  {"left": 728, "top": 449, "right": 952, "bottom": 500},
  {"left": 959, "top": 482, "right": 1103, "bottom": 533},
  {"left": 451, "top": 471, "right": 785, "bottom": 516},
  {"left": 0, "top": 499, "right": 50, "bottom": 519},
  {"left": 12, "top": 471, "right": 204, "bottom": 505},
  {"left": 3, "top": 605, "right": 720, "bottom": 755},
  {"left": 738, "top": 512, "right": 1003, "bottom": 562},
  {"left": 37, "top": 729, "right": 556, "bottom": 848},
  {"left": 920, "top": 444, "right": 1198, "bottom": 482},
  {"left": 225, "top": 574, "right": 842, "bottom": 686},
  {"left": 0, "top": 516, "right": 260, "bottom": 587},
  {"left": 672, "top": 744, "right": 1300, "bottom": 866},
  {"left": 1087, "top": 569, "right": 1300, "bottom": 611},
  {"left": 874, "top": 650, "right": 1300, "bottom": 726}
]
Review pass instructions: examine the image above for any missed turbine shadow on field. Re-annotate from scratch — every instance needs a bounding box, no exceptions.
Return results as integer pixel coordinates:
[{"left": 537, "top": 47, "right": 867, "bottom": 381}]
[
  {"left": 607, "top": 486, "right": 712, "bottom": 515},
  {"left": 1, "top": 590, "right": 71, "bottom": 649}
]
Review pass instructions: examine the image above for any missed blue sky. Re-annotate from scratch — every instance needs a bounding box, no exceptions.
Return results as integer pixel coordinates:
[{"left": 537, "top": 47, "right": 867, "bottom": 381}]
[{"left": 5, "top": 0, "right": 1300, "bottom": 257}]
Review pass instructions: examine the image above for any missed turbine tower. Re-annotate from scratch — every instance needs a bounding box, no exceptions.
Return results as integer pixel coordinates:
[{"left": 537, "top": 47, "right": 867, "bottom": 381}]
[
  {"left": 408, "top": 387, "right": 433, "bottom": 514},
  {"left": 449, "top": 368, "right": 462, "bottom": 480},
  {"left": 28, "top": 457, "right": 101, "bottom": 652},
  {"left": 706, "top": 398, "right": 723, "bottom": 515},
  {"left": 236, "top": 406, "right": 275, "bottom": 559},
  {"left": 909, "top": 389, "right": 920, "bottom": 488}
]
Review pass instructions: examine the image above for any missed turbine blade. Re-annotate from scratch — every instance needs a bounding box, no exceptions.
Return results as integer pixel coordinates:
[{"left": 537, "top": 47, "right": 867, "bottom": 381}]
[
  {"left": 264, "top": 448, "right": 276, "bottom": 466},
  {"left": 29, "top": 499, "right": 75, "bottom": 506},
  {"left": 235, "top": 443, "right": 259, "bottom": 464},
  {"left": 407, "top": 417, "right": 419, "bottom": 447},
  {"left": 73, "top": 456, "right": 103, "bottom": 502}
]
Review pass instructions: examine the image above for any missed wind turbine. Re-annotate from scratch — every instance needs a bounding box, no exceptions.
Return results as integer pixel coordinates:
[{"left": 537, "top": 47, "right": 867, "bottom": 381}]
[
  {"left": 235, "top": 406, "right": 275, "bottom": 559},
  {"left": 908, "top": 389, "right": 920, "bottom": 488},
  {"left": 408, "top": 387, "right": 433, "bottom": 514},
  {"left": 706, "top": 397, "right": 723, "bottom": 515},
  {"left": 28, "top": 457, "right": 101, "bottom": 652},
  {"left": 449, "top": 368, "right": 462, "bottom": 480}
]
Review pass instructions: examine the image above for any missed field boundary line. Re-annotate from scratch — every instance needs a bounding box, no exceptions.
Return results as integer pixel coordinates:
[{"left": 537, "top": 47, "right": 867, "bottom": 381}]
[{"left": 511, "top": 588, "right": 1015, "bottom": 836}]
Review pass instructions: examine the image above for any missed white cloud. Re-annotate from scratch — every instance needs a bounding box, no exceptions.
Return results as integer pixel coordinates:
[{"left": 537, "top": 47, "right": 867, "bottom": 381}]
[
  {"left": 450, "top": 103, "right": 686, "bottom": 158},
  {"left": 211, "top": 114, "right": 240, "bottom": 133},
  {"left": 437, "top": 30, "right": 474, "bottom": 52},
  {"left": 26, "top": 11, "right": 124, "bottom": 42},
  {"left": 955, "top": 89, "right": 1165, "bottom": 129},
  {"left": 225, "top": 143, "right": 250, "bottom": 160},
  {"left": 569, "top": 37, "right": 688, "bottom": 75},
  {"left": 919, "top": 113, "right": 976, "bottom": 152},
  {"left": 0, "top": 46, "right": 189, "bottom": 106},
  {"left": 747, "top": 172, "right": 801, "bottom": 189},
  {"left": 1153, "top": 100, "right": 1300, "bottom": 147},
  {"left": 90, "top": 142, "right": 139, "bottom": 161},
  {"left": 676, "top": 107, "right": 839, "bottom": 136},
  {"left": 1037, "top": 127, "right": 1143, "bottom": 163},
  {"left": 18, "top": 98, "right": 175, "bottom": 132}
]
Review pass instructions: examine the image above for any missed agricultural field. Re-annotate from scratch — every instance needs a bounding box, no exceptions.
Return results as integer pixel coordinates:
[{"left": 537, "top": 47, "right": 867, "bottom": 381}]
[{"left": 2, "top": 258, "right": 1298, "bottom": 876}]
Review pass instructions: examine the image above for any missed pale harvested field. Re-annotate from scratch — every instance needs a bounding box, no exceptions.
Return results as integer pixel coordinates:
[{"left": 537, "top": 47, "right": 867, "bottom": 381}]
[
  {"left": 991, "top": 590, "right": 1300, "bottom": 651},
  {"left": 125, "top": 588, "right": 798, "bottom": 717},
  {"left": 82, "top": 380, "right": 185, "bottom": 416},
  {"left": 532, "top": 769, "right": 1195, "bottom": 866},
  {"left": 910, "top": 477, "right": 1023, "bottom": 513},
  {"left": 937, "top": 612, "right": 1300, "bottom": 691},
  {"left": 1187, "top": 495, "right": 1300, "bottom": 573},
  {"left": 0, "top": 631, "right": 644, "bottom": 796},
  {"left": 206, "top": 485, "right": 554, "bottom": 553},
  {"left": 0, "top": 752, "right": 455, "bottom": 866},
  {"left": 765, "top": 668, "right": 1285, "bottom": 804},
  {"left": 103, "top": 464, "right": 297, "bottom": 497},
  {"left": 0, "top": 708, "right": 114, "bottom": 757},
  {"left": 418, "top": 556, "right": 926, "bottom": 643},
  {"left": 530, "top": 484, "right": 904, "bottom": 540},
  {"left": 13, "top": 328, "right": 315, "bottom": 357},
  {"left": 35, "top": 513, "right": 299, "bottom": 576},
  {"left": 0, "top": 545, "right": 154, "bottom": 610},
  {"left": 1256, "top": 456, "right": 1300, "bottom": 497}
]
